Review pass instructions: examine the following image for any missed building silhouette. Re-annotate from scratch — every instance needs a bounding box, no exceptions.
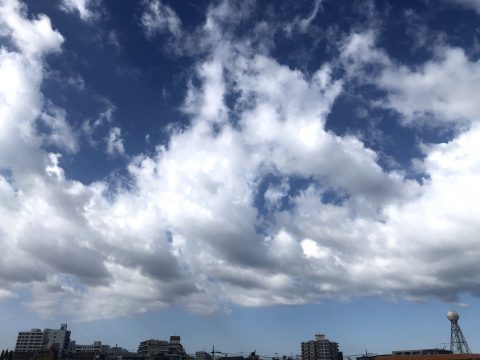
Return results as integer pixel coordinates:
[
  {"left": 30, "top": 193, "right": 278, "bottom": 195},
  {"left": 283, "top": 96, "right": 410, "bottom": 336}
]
[
  {"left": 195, "top": 352, "right": 213, "bottom": 360},
  {"left": 136, "top": 336, "right": 189, "bottom": 360},
  {"left": 301, "top": 334, "right": 342, "bottom": 360}
]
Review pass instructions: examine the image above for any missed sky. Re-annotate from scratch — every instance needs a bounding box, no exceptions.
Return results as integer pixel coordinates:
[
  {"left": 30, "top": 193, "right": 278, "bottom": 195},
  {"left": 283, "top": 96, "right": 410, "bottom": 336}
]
[{"left": 2, "top": 0, "right": 480, "bottom": 356}]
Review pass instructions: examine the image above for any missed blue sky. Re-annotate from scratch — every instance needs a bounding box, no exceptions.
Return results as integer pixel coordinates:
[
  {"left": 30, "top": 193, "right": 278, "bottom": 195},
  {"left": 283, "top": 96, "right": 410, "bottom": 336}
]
[{"left": 2, "top": 0, "right": 480, "bottom": 356}]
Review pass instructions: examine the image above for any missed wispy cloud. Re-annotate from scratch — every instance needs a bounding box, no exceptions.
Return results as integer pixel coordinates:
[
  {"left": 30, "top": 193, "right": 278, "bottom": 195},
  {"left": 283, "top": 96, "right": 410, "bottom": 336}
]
[
  {"left": 59, "top": 0, "right": 102, "bottom": 22},
  {"left": 284, "top": 0, "right": 323, "bottom": 35},
  {"left": 106, "top": 127, "right": 125, "bottom": 156},
  {"left": 140, "top": 0, "right": 182, "bottom": 38}
]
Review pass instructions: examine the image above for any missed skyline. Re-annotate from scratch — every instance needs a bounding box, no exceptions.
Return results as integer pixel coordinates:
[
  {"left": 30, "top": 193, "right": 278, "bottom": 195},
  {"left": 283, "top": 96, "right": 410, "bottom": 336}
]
[
  {"left": 3, "top": 300, "right": 480, "bottom": 356},
  {"left": 2, "top": 0, "right": 480, "bottom": 356}
]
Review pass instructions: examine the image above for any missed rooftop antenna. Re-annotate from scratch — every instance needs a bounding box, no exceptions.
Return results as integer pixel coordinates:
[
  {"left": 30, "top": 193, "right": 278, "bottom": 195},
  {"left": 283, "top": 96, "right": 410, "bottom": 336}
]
[
  {"left": 211, "top": 345, "right": 222, "bottom": 360},
  {"left": 447, "top": 310, "right": 471, "bottom": 354}
]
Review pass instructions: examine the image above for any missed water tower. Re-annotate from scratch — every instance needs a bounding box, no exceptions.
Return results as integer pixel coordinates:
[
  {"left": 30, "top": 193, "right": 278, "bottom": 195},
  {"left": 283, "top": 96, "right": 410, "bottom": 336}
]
[{"left": 447, "top": 310, "right": 471, "bottom": 354}]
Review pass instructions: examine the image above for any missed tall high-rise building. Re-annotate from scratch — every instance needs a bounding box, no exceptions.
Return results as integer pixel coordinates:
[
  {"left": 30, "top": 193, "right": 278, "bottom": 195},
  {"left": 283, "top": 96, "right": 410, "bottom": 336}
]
[{"left": 301, "top": 334, "right": 342, "bottom": 360}]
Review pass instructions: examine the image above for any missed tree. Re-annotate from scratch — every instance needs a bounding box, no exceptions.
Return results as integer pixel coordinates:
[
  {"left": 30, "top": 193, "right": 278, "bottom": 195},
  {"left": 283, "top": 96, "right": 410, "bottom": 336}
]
[
  {"left": 0, "top": 349, "right": 10, "bottom": 360},
  {"left": 7, "top": 350, "right": 13, "bottom": 360}
]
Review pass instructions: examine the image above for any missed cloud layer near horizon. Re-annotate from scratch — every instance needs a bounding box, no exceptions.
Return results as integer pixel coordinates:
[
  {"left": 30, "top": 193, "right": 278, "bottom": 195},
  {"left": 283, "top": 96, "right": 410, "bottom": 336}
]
[{"left": 1, "top": 0, "right": 480, "bottom": 320}]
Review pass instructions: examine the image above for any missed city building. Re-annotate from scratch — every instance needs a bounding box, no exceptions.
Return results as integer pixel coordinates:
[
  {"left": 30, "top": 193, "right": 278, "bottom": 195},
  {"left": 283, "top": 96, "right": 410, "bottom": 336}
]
[
  {"left": 13, "top": 348, "right": 58, "bottom": 360},
  {"left": 13, "top": 324, "right": 72, "bottom": 360},
  {"left": 195, "top": 352, "right": 213, "bottom": 360},
  {"left": 392, "top": 350, "right": 452, "bottom": 356},
  {"left": 137, "top": 340, "right": 169, "bottom": 356},
  {"left": 301, "top": 334, "right": 342, "bottom": 360},
  {"left": 216, "top": 356, "right": 244, "bottom": 360},
  {"left": 14, "top": 324, "right": 70, "bottom": 353},
  {"left": 109, "top": 346, "right": 133, "bottom": 356},
  {"left": 137, "top": 336, "right": 188, "bottom": 360},
  {"left": 356, "top": 354, "right": 376, "bottom": 360},
  {"left": 74, "top": 341, "right": 110, "bottom": 353},
  {"left": 377, "top": 354, "right": 480, "bottom": 360},
  {"left": 14, "top": 329, "right": 44, "bottom": 352},
  {"left": 43, "top": 324, "right": 71, "bottom": 352}
]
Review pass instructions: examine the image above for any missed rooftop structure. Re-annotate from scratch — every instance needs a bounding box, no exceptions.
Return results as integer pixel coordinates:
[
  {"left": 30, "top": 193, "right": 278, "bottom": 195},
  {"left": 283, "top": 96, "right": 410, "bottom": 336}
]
[
  {"left": 136, "top": 336, "right": 188, "bottom": 360},
  {"left": 195, "top": 352, "right": 213, "bottom": 360},
  {"left": 137, "top": 340, "right": 169, "bottom": 356},
  {"left": 377, "top": 354, "right": 480, "bottom": 360},
  {"left": 73, "top": 341, "right": 110, "bottom": 353},
  {"left": 392, "top": 350, "right": 452, "bottom": 356}
]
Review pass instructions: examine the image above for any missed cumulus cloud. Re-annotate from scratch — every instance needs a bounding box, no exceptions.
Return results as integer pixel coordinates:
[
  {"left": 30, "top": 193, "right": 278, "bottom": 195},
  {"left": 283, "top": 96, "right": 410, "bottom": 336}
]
[
  {"left": 333, "top": 29, "right": 480, "bottom": 299},
  {"left": 376, "top": 48, "right": 480, "bottom": 127},
  {"left": 341, "top": 31, "right": 480, "bottom": 129},
  {"left": 0, "top": 0, "right": 63, "bottom": 57},
  {"left": 3, "top": 0, "right": 480, "bottom": 320}
]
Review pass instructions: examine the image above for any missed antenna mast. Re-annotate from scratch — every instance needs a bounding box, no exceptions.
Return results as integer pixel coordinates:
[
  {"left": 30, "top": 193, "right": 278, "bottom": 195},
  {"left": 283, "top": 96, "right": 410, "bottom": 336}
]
[{"left": 447, "top": 310, "right": 471, "bottom": 354}]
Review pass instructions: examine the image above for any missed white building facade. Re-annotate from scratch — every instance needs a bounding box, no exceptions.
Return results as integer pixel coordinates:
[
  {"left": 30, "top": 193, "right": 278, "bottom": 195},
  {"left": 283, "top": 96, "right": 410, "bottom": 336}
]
[{"left": 14, "top": 324, "right": 71, "bottom": 353}]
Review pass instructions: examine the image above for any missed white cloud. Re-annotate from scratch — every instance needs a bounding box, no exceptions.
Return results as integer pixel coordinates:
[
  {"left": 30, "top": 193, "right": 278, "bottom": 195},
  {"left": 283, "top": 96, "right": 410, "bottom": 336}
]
[
  {"left": 3, "top": 0, "right": 480, "bottom": 321},
  {"left": 378, "top": 48, "right": 480, "bottom": 127},
  {"left": 375, "top": 124, "right": 480, "bottom": 300},
  {"left": 340, "top": 31, "right": 390, "bottom": 74},
  {"left": 184, "top": 58, "right": 227, "bottom": 123},
  {"left": 40, "top": 103, "right": 79, "bottom": 153},
  {"left": 0, "top": 0, "right": 63, "bottom": 57},
  {"left": 0, "top": 0, "right": 415, "bottom": 318},
  {"left": 341, "top": 31, "right": 480, "bottom": 129},
  {"left": 105, "top": 127, "right": 125, "bottom": 156},
  {"left": 0, "top": 288, "right": 16, "bottom": 300},
  {"left": 264, "top": 179, "right": 289, "bottom": 210},
  {"left": 67, "top": 74, "right": 85, "bottom": 90},
  {"left": 59, "top": 0, "right": 99, "bottom": 22},
  {"left": 0, "top": 0, "right": 64, "bottom": 176},
  {"left": 140, "top": 0, "right": 182, "bottom": 38},
  {"left": 284, "top": 0, "right": 323, "bottom": 35},
  {"left": 82, "top": 99, "right": 117, "bottom": 146},
  {"left": 301, "top": 238, "right": 329, "bottom": 259},
  {"left": 45, "top": 153, "right": 65, "bottom": 180}
]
